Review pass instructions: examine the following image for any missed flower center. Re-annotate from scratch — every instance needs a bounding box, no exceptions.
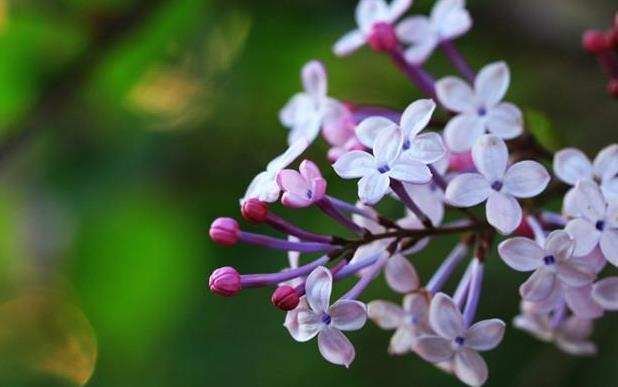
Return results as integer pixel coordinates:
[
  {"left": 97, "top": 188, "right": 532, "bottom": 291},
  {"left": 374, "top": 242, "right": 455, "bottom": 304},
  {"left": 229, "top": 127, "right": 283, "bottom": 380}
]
[
  {"left": 321, "top": 313, "right": 332, "bottom": 325},
  {"left": 306, "top": 190, "right": 313, "bottom": 199},
  {"left": 543, "top": 255, "right": 556, "bottom": 265},
  {"left": 378, "top": 165, "right": 391, "bottom": 174},
  {"left": 402, "top": 139, "right": 411, "bottom": 151},
  {"left": 491, "top": 180, "right": 503, "bottom": 191},
  {"left": 454, "top": 336, "right": 465, "bottom": 346},
  {"left": 478, "top": 107, "right": 487, "bottom": 116},
  {"left": 596, "top": 220, "right": 605, "bottom": 231}
]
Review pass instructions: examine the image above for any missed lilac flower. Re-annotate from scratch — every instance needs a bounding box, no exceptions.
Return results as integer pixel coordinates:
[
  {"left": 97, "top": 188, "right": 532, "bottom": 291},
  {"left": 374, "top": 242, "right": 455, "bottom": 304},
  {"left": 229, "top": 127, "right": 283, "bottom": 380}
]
[
  {"left": 565, "top": 180, "right": 618, "bottom": 266},
  {"left": 396, "top": 0, "right": 472, "bottom": 64},
  {"left": 284, "top": 266, "right": 367, "bottom": 367},
  {"left": 368, "top": 292, "right": 431, "bottom": 354},
  {"left": 333, "top": 125, "right": 432, "bottom": 204},
  {"left": 592, "top": 277, "right": 618, "bottom": 311},
  {"left": 276, "top": 160, "right": 327, "bottom": 208},
  {"left": 279, "top": 61, "right": 346, "bottom": 145},
  {"left": 333, "top": 0, "right": 412, "bottom": 56},
  {"left": 402, "top": 156, "right": 448, "bottom": 226},
  {"left": 413, "top": 293, "right": 505, "bottom": 387},
  {"left": 355, "top": 99, "right": 446, "bottom": 165},
  {"left": 498, "top": 230, "right": 595, "bottom": 303},
  {"left": 436, "top": 62, "right": 523, "bottom": 152},
  {"left": 243, "top": 138, "right": 309, "bottom": 203},
  {"left": 445, "top": 135, "right": 550, "bottom": 234}
]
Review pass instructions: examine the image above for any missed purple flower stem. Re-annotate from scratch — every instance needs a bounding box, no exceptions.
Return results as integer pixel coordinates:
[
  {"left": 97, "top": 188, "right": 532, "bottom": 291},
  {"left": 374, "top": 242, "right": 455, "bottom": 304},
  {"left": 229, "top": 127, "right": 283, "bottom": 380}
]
[
  {"left": 453, "top": 262, "right": 473, "bottom": 309},
  {"left": 428, "top": 165, "right": 448, "bottom": 191},
  {"left": 540, "top": 211, "right": 567, "bottom": 227},
  {"left": 390, "top": 179, "right": 433, "bottom": 228},
  {"left": 326, "top": 195, "right": 377, "bottom": 221},
  {"left": 425, "top": 243, "right": 469, "bottom": 294},
  {"left": 350, "top": 105, "right": 402, "bottom": 123},
  {"left": 526, "top": 215, "right": 546, "bottom": 246},
  {"left": 439, "top": 40, "right": 476, "bottom": 83},
  {"left": 334, "top": 252, "right": 382, "bottom": 279},
  {"left": 462, "top": 259, "right": 484, "bottom": 328},
  {"left": 240, "top": 255, "right": 330, "bottom": 288},
  {"left": 316, "top": 197, "right": 365, "bottom": 234},
  {"left": 387, "top": 47, "right": 437, "bottom": 100},
  {"left": 238, "top": 231, "right": 335, "bottom": 253},
  {"left": 293, "top": 259, "right": 350, "bottom": 297},
  {"left": 264, "top": 212, "right": 333, "bottom": 243},
  {"left": 340, "top": 253, "right": 390, "bottom": 300}
]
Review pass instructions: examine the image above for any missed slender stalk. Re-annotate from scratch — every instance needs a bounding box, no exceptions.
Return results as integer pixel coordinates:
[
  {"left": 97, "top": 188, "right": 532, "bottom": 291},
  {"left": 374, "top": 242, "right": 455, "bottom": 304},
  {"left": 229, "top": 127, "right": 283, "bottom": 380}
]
[
  {"left": 387, "top": 47, "right": 437, "bottom": 100},
  {"left": 340, "top": 253, "right": 390, "bottom": 300},
  {"left": 238, "top": 231, "right": 335, "bottom": 253},
  {"left": 426, "top": 243, "right": 468, "bottom": 294},
  {"left": 462, "top": 259, "right": 484, "bottom": 328},
  {"left": 439, "top": 40, "right": 476, "bottom": 82},
  {"left": 265, "top": 212, "right": 334, "bottom": 243},
  {"left": 240, "top": 256, "right": 330, "bottom": 288},
  {"left": 316, "top": 197, "right": 365, "bottom": 234}
]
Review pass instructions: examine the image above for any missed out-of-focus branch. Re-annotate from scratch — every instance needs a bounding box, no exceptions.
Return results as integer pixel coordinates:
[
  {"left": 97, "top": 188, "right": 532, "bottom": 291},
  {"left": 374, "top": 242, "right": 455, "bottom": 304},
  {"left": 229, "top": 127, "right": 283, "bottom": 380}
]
[{"left": 0, "top": 0, "right": 167, "bottom": 168}]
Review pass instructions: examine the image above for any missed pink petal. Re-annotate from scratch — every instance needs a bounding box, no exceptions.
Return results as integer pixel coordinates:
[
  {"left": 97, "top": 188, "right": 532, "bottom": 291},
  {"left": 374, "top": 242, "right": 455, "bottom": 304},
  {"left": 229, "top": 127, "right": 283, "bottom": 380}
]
[
  {"left": 310, "top": 177, "right": 327, "bottom": 202},
  {"left": 498, "top": 237, "right": 544, "bottom": 272},
  {"left": 453, "top": 349, "right": 488, "bottom": 387},
  {"left": 413, "top": 335, "right": 454, "bottom": 362},
  {"left": 553, "top": 148, "right": 593, "bottom": 186},
  {"left": 445, "top": 173, "right": 491, "bottom": 207},
  {"left": 384, "top": 254, "right": 420, "bottom": 293},
  {"left": 299, "top": 159, "right": 323, "bottom": 181},
  {"left": 429, "top": 293, "right": 464, "bottom": 339},
  {"left": 305, "top": 266, "right": 332, "bottom": 313},
  {"left": 281, "top": 192, "right": 313, "bottom": 208},
  {"left": 465, "top": 319, "right": 506, "bottom": 352},
  {"left": 486, "top": 191, "right": 522, "bottom": 235},
  {"left": 368, "top": 300, "right": 405, "bottom": 329},
  {"left": 474, "top": 61, "right": 510, "bottom": 107},
  {"left": 277, "top": 169, "right": 309, "bottom": 194},
  {"left": 329, "top": 300, "right": 367, "bottom": 331},
  {"left": 503, "top": 160, "right": 550, "bottom": 199},
  {"left": 317, "top": 327, "right": 356, "bottom": 367}
]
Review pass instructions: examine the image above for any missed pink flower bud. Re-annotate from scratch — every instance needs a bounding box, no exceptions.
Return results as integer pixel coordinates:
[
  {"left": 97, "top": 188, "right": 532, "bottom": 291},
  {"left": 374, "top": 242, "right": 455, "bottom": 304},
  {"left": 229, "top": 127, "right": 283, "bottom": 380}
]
[
  {"left": 582, "top": 30, "right": 608, "bottom": 54},
  {"left": 271, "top": 285, "right": 300, "bottom": 311},
  {"left": 368, "top": 22, "right": 398, "bottom": 52},
  {"left": 241, "top": 198, "right": 269, "bottom": 223},
  {"left": 448, "top": 151, "right": 474, "bottom": 172},
  {"left": 609, "top": 79, "right": 618, "bottom": 98},
  {"left": 209, "top": 217, "right": 239, "bottom": 246},
  {"left": 209, "top": 266, "right": 241, "bottom": 297}
]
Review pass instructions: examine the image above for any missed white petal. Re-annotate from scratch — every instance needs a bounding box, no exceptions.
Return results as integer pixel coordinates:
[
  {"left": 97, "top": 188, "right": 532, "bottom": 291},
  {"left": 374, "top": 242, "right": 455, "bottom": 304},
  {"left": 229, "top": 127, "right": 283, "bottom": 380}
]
[
  {"left": 403, "top": 292, "right": 430, "bottom": 318},
  {"left": 385, "top": 254, "right": 420, "bottom": 293},
  {"left": 403, "top": 183, "right": 445, "bottom": 226},
  {"left": 288, "top": 114, "right": 322, "bottom": 145},
  {"left": 305, "top": 266, "right": 332, "bottom": 313},
  {"left": 279, "top": 93, "right": 311, "bottom": 128},
  {"left": 333, "top": 151, "right": 376, "bottom": 178},
  {"left": 429, "top": 293, "right": 464, "bottom": 339},
  {"left": 562, "top": 187, "right": 582, "bottom": 217},
  {"left": 284, "top": 299, "right": 312, "bottom": 341},
  {"left": 356, "top": 0, "right": 389, "bottom": 32},
  {"left": 413, "top": 336, "right": 454, "bottom": 362},
  {"left": 573, "top": 180, "right": 606, "bottom": 223},
  {"left": 389, "top": 156, "right": 432, "bottom": 184},
  {"left": 453, "top": 349, "right": 488, "bottom": 387},
  {"left": 333, "top": 29, "right": 366, "bottom": 56},
  {"left": 602, "top": 177, "right": 618, "bottom": 201},
  {"left": 266, "top": 138, "right": 309, "bottom": 172},
  {"left": 592, "top": 277, "right": 618, "bottom": 310},
  {"left": 243, "top": 171, "right": 280, "bottom": 203},
  {"left": 431, "top": 0, "right": 472, "bottom": 39},
  {"left": 474, "top": 61, "right": 510, "bottom": 107},
  {"left": 408, "top": 132, "right": 446, "bottom": 164},
  {"left": 358, "top": 173, "right": 391, "bottom": 204},
  {"left": 374, "top": 125, "right": 403, "bottom": 165},
  {"left": 302, "top": 61, "right": 327, "bottom": 99},
  {"left": 389, "top": 326, "right": 416, "bottom": 355},
  {"left": 565, "top": 219, "right": 601, "bottom": 257},
  {"left": 329, "top": 300, "right": 368, "bottom": 331},
  {"left": 465, "top": 319, "right": 506, "bottom": 351},
  {"left": 296, "top": 309, "right": 323, "bottom": 341},
  {"left": 472, "top": 134, "right": 508, "bottom": 181},
  {"left": 445, "top": 173, "right": 490, "bottom": 207},
  {"left": 435, "top": 76, "right": 476, "bottom": 113},
  {"left": 443, "top": 113, "right": 485, "bottom": 152},
  {"left": 503, "top": 161, "right": 550, "bottom": 198},
  {"left": 592, "top": 143, "right": 618, "bottom": 182},
  {"left": 400, "top": 99, "right": 436, "bottom": 138},
  {"left": 317, "top": 327, "right": 356, "bottom": 367},
  {"left": 367, "top": 300, "right": 405, "bottom": 329},
  {"left": 564, "top": 285, "right": 603, "bottom": 319},
  {"left": 486, "top": 191, "right": 522, "bottom": 235},
  {"left": 396, "top": 16, "right": 438, "bottom": 63},
  {"left": 387, "top": 0, "right": 413, "bottom": 22},
  {"left": 553, "top": 148, "right": 593, "bottom": 185},
  {"left": 520, "top": 269, "right": 555, "bottom": 302},
  {"left": 355, "top": 117, "right": 397, "bottom": 148},
  {"left": 600, "top": 229, "right": 618, "bottom": 267},
  {"left": 555, "top": 261, "right": 594, "bottom": 287},
  {"left": 544, "top": 230, "right": 575, "bottom": 260},
  {"left": 497, "top": 237, "right": 544, "bottom": 272},
  {"left": 486, "top": 102, "right": 523, "bottom": 139}
]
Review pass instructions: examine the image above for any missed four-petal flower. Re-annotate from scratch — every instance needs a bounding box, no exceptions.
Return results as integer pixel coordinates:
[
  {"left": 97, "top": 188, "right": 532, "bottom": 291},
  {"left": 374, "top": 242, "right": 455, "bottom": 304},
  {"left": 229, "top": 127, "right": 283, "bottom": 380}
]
[{"left": 277, "top": 159, "right": 327, "bottom": 208}]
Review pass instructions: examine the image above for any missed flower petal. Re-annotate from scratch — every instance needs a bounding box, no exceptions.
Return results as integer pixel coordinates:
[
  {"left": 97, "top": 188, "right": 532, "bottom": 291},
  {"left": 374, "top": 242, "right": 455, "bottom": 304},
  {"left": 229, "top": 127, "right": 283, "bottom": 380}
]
[
  {"left": 592, "top": 143, "right": 618, "bottom": 182},
  {"left": 387, "top": 0, "right": 413, "bottom": 22},
  {"left": 408, "top": 132, "right": 446, "bottom": 164},
  {"left": 403, "top": 292, "right": 430, "bottom": 319},
  {"left": 267, "top": 138, "right": 309, "bottom": 172},
  {"left": 281, "top": 192, "right": 313, "bottom": 208},
  {"left": 472, "top": 134, "right": 508, "bottom": 181},
  {"left": 600, "top": 229, "right": 618, "bottom": 267},
  {"left": 305, "top": 266, "right": 332, "bottom": 313},
  {"left": 389, "top": 156, "right": 432, "bottom": 184},
  {"left": 565, "top": 218, "right": 601, "bottom": 257},
  {"left": 435, "top": 76, "right": 476, "bottom": 113},
  {"left": 573, "top": 180, "right": 606, "bottom": 223},
  {"left": 555, "top": 338, "right": 597, "bottom": 356},
  {"left": 389, "top": 326, "right": 416, "bottom": 355},
  {"left": 355, "top": 117, "right": 397, "bottom": 148},
  {"left": 475, "top": 61, "right": 510, "bottom": 107},
  {"left": 385, "top": 254, "right": 420, "bottom": 293},
  {"left": 329, "top": 300, "right": 368, "bottom": 331},
  {"left": 544, "top": 230, "right": 575, "bottom": 261},
  {"left": 445, "top": 173, "right": 491, "bottom": 207},
  {"left": 333, "top": 29, "right": 366, "bottom": 56},
  {"left": 592, "top": 276, "right": 618, "bottom": 310},
  {"left": 317, "top": 327, "right": 356, "bottom": 367},
  {"left": 295, "top": 309, "right": 323, "bottom": 341},
  {"left": 465, "top": 319, "right": 506, "bottom": 352},
  {"left": 519, "top": 269, "right": 555, "bottom": 302},
  {"left": 497, "top": 237, "right": 544, "bottom": 272},
  {"left": 367, "top": 300, "right": 405, "bottom": 329},
  {"left": 413, "top": 336, "right": 454, "bottom": 362},
  {"left": 302, "top": 61, "right": 327, "bottom": 100},
  {"left": 277, "top": 169, "right": 309, "bottom": 194},
  {"left": 555, "top": 261, "right": 595, "bottom": 288},
  {"left": 443, "top": 113, "right": 485, "bottom": 152},
  {"left": 356, "top": 0, "right": 389, "bottom": 32},
  {"left": 243, "top": 171, "right": 280, "bottom": 203},
  {"left": 333, "top": 150, "right": 376, "bottom": 178},
  {"left": 431, "top": 0, "right": 472, "bottom": 39},
  {"left": 374, "top": 125, "right": 403, "bottom": 165},
  {"left": 429, "top": 293, "right": 464, "bottom": 339},
  {"left": 564, "top": 285, "right": 604, "bottom": 319},
  {"left": 553, "top": 148, "right": 593, "bottom": 186},
  {"left": 358, "top": 173, "right": 391, "bottom": 204},
  {"left": 503, "top": 160, "right": 550, "bottom": 198},
  {"left": 453, "top": 349, "right": 488, "bottom": 387},
  {"left": 299, "top": 159, "right": 323, "bottom": 181},
  {"left": 486, "top": 191, "right": 522, "bottom": 235},
  {"left": 396, "top": 16, "right": 437, "bottom": 64},
  {"left": 400, "top": 99, "right": 436, "bottom": 138},
  {"left": 279, "top": 93, "right": 312, "bottom": 128},
  {"left": 486, "top": 102, "right": 523, "bottom": 139}
]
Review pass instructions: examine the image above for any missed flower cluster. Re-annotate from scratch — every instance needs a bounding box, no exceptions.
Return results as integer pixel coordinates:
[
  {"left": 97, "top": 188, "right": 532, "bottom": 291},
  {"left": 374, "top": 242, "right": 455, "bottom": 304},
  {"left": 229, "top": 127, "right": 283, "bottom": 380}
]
[
  {"left": 207, "top": 1, "right": 618, "bottom": 385},
  {"left": 583, "top": 11, "right": 618, "bottom": 98}
]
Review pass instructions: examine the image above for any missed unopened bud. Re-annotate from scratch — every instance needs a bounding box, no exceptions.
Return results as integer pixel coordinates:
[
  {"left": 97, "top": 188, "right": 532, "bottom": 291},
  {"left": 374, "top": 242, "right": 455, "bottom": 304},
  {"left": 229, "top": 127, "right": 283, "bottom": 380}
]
[
  {"left": 209, "top": 266, "right": 241, "bottom": 297},
  {"left": 448, "top": 151, "right": 474, "bottom": 172},
  {"left": 582, "top": 30, "right": 608, "bottom": 54},
  {"left": 368, "top": 22, "right": 398, "bottom": 52},
  {"left": 241, "top": 198, "right": 269, "bottom": 223},
  {"left": 209, "top": 217, "right": 240, "bottom": 246},
  {"left": 271, "top": 285, "right": 300, "bottom": 311}
]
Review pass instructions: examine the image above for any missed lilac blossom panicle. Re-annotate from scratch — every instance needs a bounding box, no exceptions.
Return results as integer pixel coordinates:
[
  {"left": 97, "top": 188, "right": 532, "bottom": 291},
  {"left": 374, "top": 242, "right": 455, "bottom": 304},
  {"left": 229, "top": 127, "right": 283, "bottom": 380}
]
[{"left": 206, "top": 1, "right": 618, "bottom": 385}]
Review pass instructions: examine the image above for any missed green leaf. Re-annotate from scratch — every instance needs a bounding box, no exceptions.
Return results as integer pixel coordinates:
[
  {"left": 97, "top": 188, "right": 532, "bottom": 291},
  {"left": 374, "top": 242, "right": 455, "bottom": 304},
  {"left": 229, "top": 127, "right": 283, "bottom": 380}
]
[{"left": 524, "top": 108, "right": 563, "bottom": 153}]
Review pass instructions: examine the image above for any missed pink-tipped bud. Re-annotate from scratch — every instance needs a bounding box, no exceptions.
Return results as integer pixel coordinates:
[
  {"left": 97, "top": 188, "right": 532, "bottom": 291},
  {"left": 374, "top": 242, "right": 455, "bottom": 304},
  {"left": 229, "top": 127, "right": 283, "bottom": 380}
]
[
  {"left": 209, "top": 217, "right": 239, "bottom": 246},
  {"left": 448, "top": 151, "right": 475, "bottom": 172},
  {"left": 608, "top": 79, "right": 618, "bottom": 98},
  {"left": 209, "top": 266, "right": 241, "bottom": 297},
  {"left": 271, "top": 285, "right": 300, "bottom": 311},
  {"left": 582, "top": 30, "right": 608, "bottom": 54},
  {"left": 368, "top": 22, "right": 398, "bottom": 52},
  {"left": 241, "top": 198, "right": 269, "bottom": 223}
]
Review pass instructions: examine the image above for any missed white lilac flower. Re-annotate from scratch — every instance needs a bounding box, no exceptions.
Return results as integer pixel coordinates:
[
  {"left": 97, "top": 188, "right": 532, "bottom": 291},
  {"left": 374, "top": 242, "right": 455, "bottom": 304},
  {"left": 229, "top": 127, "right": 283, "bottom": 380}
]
[
  {"left": 243, "top": 138, "right": 309, "bottom": 203},
  {"left": 436, "top": 62, "right": 523, "bottom": 152},
  {"left": 553, "top": 145, "right": 618, "bottom": 214},
  {"left": 284, "top": 266, "right": 367, "bottom": 367},
  {"left": 513, "top": 305, "right": 596, "bottom": 356},
  {"left": 413, "top": 293, "right": 505, "bottom": 387},
  {"left": 498, "top": 230, "right": 595, "bottom": 303},
  {"left": 355, "top": 99, "right": 446, "bottom": 166},
  {"left": 333, "top": 0, "right": 413, "bottom": 56},
  {"left": 445, "top": 135, "right": 550, "bottom": 234},
  {"left": 565, "top": 180, "right": 618, "bottom": 266},
  {"left": 591, "top": 277, "right": 618, "bottom": 311},
  {"left": 279, "top": 61, "right": 346, "bottom": 145},
  {"left": 368, "top": 292, "right": 431, "bottom": 354},
  {"left": 333, "top": 124, "right": 432, "bottom": 204},
  {"left": 396, "top": 0, "right": 472, "bottom": 64}
]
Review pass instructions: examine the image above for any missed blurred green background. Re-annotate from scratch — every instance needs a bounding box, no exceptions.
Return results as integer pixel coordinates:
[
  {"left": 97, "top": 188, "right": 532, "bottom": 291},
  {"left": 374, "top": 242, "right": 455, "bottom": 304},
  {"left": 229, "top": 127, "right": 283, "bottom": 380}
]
[{"left": 0, "top": 0, "right": 616, "bottom": 386}]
